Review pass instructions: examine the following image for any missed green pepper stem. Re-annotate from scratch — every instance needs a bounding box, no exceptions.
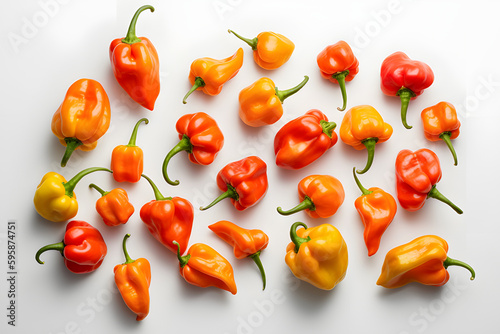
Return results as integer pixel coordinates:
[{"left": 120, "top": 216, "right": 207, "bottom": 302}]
[
  {"left": 357, "top": 138, "right": 378, "bottom": 174},
  {"left": 61, "top": 137, "right": 83, "bottom": 167},
  {"left": 352, "top": 167, "right": 372, "bottom": 195},
  {"left": 121, "top": 5, "right": 155, "bottom": 45},
  {"left": 199, "top": 184, "right": 239, "bottom": 211},
  {"left": 427, "top": 185, "right": 463, "bottom": 214},
  {"left": 174, "top": 241, "right": 190, "bottom": 268},
  {"left": 332, "top": 70, "right": 349, "bottom": 111},
  {"left": 228, "top": 29, "right": 258, "bottom": 50},
  {"left": 444, "top": 256, "right": 475, "bottom": 281},
  {"left": 397, "top": 88, "right": 416, "bottom": 129},
  {"left": 127, "top": 118, "right": 149, "bottom": 146},
  {"left": 162, "top": 135, "right": 193, "bottom": 186},
  {"left": 64, "top": 167, "right": 112, "bottom": 197},
  {"left": 249, "top": 251, "right": 267, "bottom": 290},
  {"left": 277, "top": 196, "right": 315, "bottom": 216},
  {"left": 89, "top": 183, "right": 109, "bottom": 197},
  {"left": 121, "top": 234, "right": 136, "bottom": 265},
  {"left": 35, "top": 241, "right": 65, "bottom": 264},
  {"left": 320, "top": 120, "right": 337, "bottom": 138},
  {"left": 289, "top": 222, "right": 311, "bottom": 253},
  {"left": 439, "top": 132, "right": 458, "bottom": 166},
  {"left": 141, "top": 174, "right": 171, "bottom": 201},
  {"left": 275, "top": 76, "right": 309, "bottom": 103},
  {"left": 183, "top": 77, "right": 205, "bottom": 104}
]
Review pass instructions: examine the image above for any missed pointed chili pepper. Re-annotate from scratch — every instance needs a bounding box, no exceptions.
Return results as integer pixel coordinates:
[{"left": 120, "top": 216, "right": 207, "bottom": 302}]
[
  {"left": 182, "top": 48, "right": 244, "bottom": 104},
  {"left": 51, "top": 78, "right": 111, "bottom": 167},
  {"left": 173, "top": 241, "right": 237, "bottom": 294},
  {"left": 114, "top": 234, "right": 151, "bottom": 321},
  {"left": 228, "top": 29, "right": 294, "bottom": 70},
  {"left": 380, "top": 51, "right": 434, "bottom": 129},
  {"left": 209, "top": 221, "right": 269, "bottom": 290},
  {"left": 339, "top": 105, "right": 393, "bottom": 174},
  {"left": 89, "top": 183, "right": 135, "bottom": 226},
  {"left": 35, "top": 220, "right": 107, "bottom": 274},
  {"left": 277, "top": 175, "right": 345, "bottom": 218},
  {"left": 200, "top": 156, "right": 268, "bottom": 211},
  {"left": 352, "top": 168, "right": 397, "bottom": 256},
  {"left": 238, "top": 76, "right": 309, "bottom": 127},
  {"left": 163, "top": 112, "right": 224, "bottom": 186},
  {"left": 139, "top": 174, "right": 193, "bottom": 255},
  {"left": 377, "top": 235, "right": 475, "bottom": 288},
  {"left": 33, "top": 167, "right": 112, "bottom": 222},
  {"left": 274, "top": 109, "right": 338, "bottom": 170},
  {"left": 421, "top": 101, "right": 461, "bottom": 166},
  {"left": 111, "top": 118, "right": 149, "bottom": 183},
  {"left": 317, "top": 41, "right": 359, "bottom": 111},
  {"left": 110, "top": 5, "right": 160, "bottom": 110},
  {"left": 395, "top": 148, "right": 463, "bottom": 214}
]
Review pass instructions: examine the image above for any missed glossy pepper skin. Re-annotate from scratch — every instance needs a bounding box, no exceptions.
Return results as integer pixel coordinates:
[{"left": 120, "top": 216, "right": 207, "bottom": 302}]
[
  {"left": 228, "top": 29, "right": 294, "bottom": 70},
  {"left": 35, "top": 220, "right": 107, "bottom": 274},
  {"left": 89, "top": 183, "right": 134, "bottom": 226},
  {"left": 174, "top": 241, "right": 237, "bottom": 295},
  {"left": 163, "top": 112, "right": 224, "bottom": 186},
  {"left": 239, "top": 76, "right": 309, "bottom": 127},
  {"left": 352, "top": 168, "right": 397, "bottom": 256},
  {"left": 110, "top": 5, "right": 160, "bottom": 110},
  {"left": 317, "top": 41, "right": 359, "bottom": 111},
  {"left": 340, "top": 105, "right": 393, "bottom": 174},
  {"left": 377, "top": 235, "right": 475, "bottom": 288},
  {"left": 395, "top": 149, "right": 462, "bottom": 214},
  {"left": 380, "top": 52, "right": 434, "bottom": 129},
  {"left": 34, "top": 167, "right": 112, "bottom": 222},
  {"left": 114, "top": 234, "right": 151, "bottom": 321},
  {"left": 182, "top": 48, "right": 244, "bottom": 104},
  {"left": 111, "top": 118, "right": 149, "bottom": 183},
  {"left": 277, "top": 175, "right": 345, "bottom": 218},
  {"left": 200, "top": 156, "right": 268, "bottom": 211},
  {"left": 140, "top": 174, "right": 193, "bottom": 255},
  {"left": 274, "top": 109, "right": 338, "bottom": 170},
  {"left": 421, "top": 102, "right": 461, "bottom": 166},
  {"left": 209, "top": 221, "right": 269, "bottom": 290},
  {"left": 51, "top": 78, "right": 111, "bottom": 167},
  {"left": 285, "top": 222, "right": 348, "bottom": 290}
]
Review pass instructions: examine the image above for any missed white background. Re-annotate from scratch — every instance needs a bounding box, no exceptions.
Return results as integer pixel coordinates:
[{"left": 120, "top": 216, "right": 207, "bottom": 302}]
[{"left": 1, "top": 0, "right": 499, "bottom": 333}]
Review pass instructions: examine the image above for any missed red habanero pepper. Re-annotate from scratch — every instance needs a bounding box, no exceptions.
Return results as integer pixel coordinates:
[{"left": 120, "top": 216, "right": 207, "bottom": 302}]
[{"left": 89, "top": 183, "right": 134, "bottom": 226}]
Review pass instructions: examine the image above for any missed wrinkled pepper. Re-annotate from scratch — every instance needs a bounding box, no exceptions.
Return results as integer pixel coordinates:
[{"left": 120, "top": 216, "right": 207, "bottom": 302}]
[
  {"left": 89, "top": 183, "right": 134, "bottom": 226},
  {"left": 35, "top": 220, "right": 107, "bottom": 274},
  {"left": 51, "top": 78, "right": 111, "bottom": 167},
  {"left": 110, "top": 5, "right": 160, "bottom": 110},
  {"left": 238, "top": 76, "right": 309, "bottom": 127},
  {"left": 421, "top": 101, "right": 461, "bottom": 166},
  {"left": 182, "top": 48, "right": 244, "bottom": 104},
  {"left": 352, "top": 168, "right": 397, "bottom": 256},
  {"left": 339, "top": 105, "right": 393, "bottom": 174},
  {"left": 209, "top": 221, "right": 269, "bottom": 290},
  {"left": 200, "top": 156, "right": 268, "bottom": 211},
  {"left": 377, "top": 235, "right": 475, "bottom": 288},
  {"left": 111, "top": 118, "right": 149, "bottom": 183},
  {"left": 34, "top": 167, "right": 112, "bottom": 222},
  {"left": 274, "top": 109, "right": 337, "bottom": 170},
  {"left": 317, "top": 41, "right": 359, "bottom": 111},
  {"left": 228, "top": 29, "right": 294, "bottom": 70},
  {"left": 380, "top": 51, "right": 434, "bottom": 129},
  {"left": 174, "top": 241, "right": 237, "bottom": 295},
  {"left": 395, "top": 148, "right": 462, "bottom": 214},
  {"left": 277, "top": 175, "right": 345, "bottom": 219},
  {"left": 285, "top": 222, "right": 348, "bottom": 290},
  {"left": 163, "top": 112, "right": 224, "bottom": 185},
  {"left": 140, "top": 174, "right": 193, "bottom": 255}
]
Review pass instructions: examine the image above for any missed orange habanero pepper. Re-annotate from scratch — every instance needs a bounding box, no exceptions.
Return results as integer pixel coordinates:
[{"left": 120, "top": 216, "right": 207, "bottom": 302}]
[{"left": 89, "top": 183, "right": 134, "bottom": 227}]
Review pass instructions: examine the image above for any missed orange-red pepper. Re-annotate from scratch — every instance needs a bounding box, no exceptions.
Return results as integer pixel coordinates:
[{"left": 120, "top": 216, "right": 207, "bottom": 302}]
[
  {"left": 238, "top": 76, "right": 309, "bottom": 127},
  {"left": 109, "top": 5, "right": 160, "bottom": 110},
  {"left": 228, "top": 29, "right": 294, "bottom": 70},
  {"left": 51, "top": 78, "right": 111, "bottom": 167},
  {"left": 182, "top": 48, "right": 244, "bottom": 104},
  {"left": 89, "top": 183, "right": 134, "bottom": 226},
  {"left": 421, "top": 101, "right": 461, "bottom": 166},
  {"left": 163, "top": 112, "right": 224, "bottom": 185},
  {"left": 209, "top": 221, "right": 269, "bottom": 290},
  {"left": 277, "top": 175, "right": 345, "bottom": 218}
]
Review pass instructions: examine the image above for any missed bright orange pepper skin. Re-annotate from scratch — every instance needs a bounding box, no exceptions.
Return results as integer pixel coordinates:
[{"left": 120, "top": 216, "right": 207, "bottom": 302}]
[
  {"left": 377, "top": 235, "right": 475, "bottom": 288},
  {"left": 89, "top": 184, "right": 134, "bottom": 226},
  {"left": 51, "top": 78, "right": 111, "bottom": 167}
]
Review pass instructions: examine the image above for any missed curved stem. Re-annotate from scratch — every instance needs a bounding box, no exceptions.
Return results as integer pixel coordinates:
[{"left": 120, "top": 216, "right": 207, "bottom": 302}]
[
  {"left": 173, "top": 241, "right": 190, "bottom": 268},
  {"left": 162, "top": 135, "right": 193, "bottom": 186},
  {"left": 397, "top": 88, "right": 416, "bottom": 129},
  {"left": 444, "top": 256, "right": 475, "bottom": 281},
  {"left": 121, "top": 5, "right": 155, "bottom": 44},
  {"left": 183, "top": 77, "right": 205, "bottom": 104},
  {"left": 427, "top": 185, "right": 463, "bottom": 214},
  {"left": 289, "top": 222, "right": 311, "bottom": 253},
  {"left": 228, "top": 29, "right": 258, "bottom": 50},
  {"left": 127, "top": 118, "right": 149, "bottom": 146},
  {"left": 61, "top": 137, "right": 83, "bottom": 167},
  {"left": 199, "top": 184, "right": 239, "bottom": 211},
  {"left": 275, "top": 76, "right": 309, "bottom": 103},
  {"left": 35, "top": 241, "right": 65, "bottom": 264},
  {"left": 352, "top": 167, "right": 372, "bottom": 195},
  {"left": 89, "top": 183, "right": 109, "bottom": 197},
  {"left": 121, "top": 234, "right": 135, "bottom": 264},
  {"left": 249, "top": 251, "right": 267, "bottom": 290},
  {"left": 357, "top": 138, "right": 378, "bottom": 174},
  {"left": 439, "top": 132, "right": 458, "bottom": 166},
  {"left": 64, "top": 167, "right": 112, "bottom": 197},
  {"left": 332, "top": 70, "right": 349, "bottom": 111},
  {"left": 141, "top": 174, "right": 170, "bottom": 201},
  {"left": 320, "top": 120, "right": 337, "bottom": 138},
  {"left": 277, "top": 196, "right": 315, "bottom": 216}
]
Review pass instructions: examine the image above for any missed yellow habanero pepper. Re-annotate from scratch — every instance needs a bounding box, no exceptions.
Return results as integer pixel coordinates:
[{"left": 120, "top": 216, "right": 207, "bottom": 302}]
[{"left": 285, "top": 222, "right": 348, "bottom": 290}]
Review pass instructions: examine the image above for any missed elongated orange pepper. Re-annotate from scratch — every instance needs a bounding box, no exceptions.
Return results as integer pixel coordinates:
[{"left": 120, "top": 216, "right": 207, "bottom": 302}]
[
  {"left": 51, "top": 78, "right": 111, "bottom": 167},
  {"left": 89, "top": 183, "right": 134, "bottom": 226},
  {"left": 182, "top": 48, "right": 244, "bottom": 104},
  {"left": 340, "top": 105, "right": 393, "bottom": 174},
  {"left": 277, "top": 175, "right": 344, "bottom": 218},
  {"left": 421, "top": 101, "right": 461, "bottom": 166},
  {"left": 377, "top": 235, "right": 475, "bottom": 288}
]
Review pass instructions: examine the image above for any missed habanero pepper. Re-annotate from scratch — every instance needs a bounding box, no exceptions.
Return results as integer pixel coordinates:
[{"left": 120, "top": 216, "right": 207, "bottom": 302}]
[
  {"left": 35, "top": 220, "right": 107, "bottom": 274},
  {"left": 163, "top": 112, "right": 224, "bottom": 186},
  {"left": 89, "top": 183, "right": 134, "bottom": 226}
]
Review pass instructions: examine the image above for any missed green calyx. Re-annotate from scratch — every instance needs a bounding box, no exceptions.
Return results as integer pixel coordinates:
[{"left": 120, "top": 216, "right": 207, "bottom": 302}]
[
  {"left": 61, "top": 137, "right": 83, "bottom": 167},
  {"left": 289, "top": 222, "right": 311, "bottom": 253},
  {"left": 249, "top": 251, "right": 267, "bottom": 290},
  {"left": 443, "top": 256, "right": 475, "bottom": 281},
  {"left": 121, "top": 234, "right": 136, "bottom": 265},
  {"left": 427, "top": 185, "right": 463, "bottom": 214},
  {"left": 183, "top": 77, "right": 205, "bottom": 104},
  {"left": 174, "top": 241, "right": 190, "bottom": 268},
  {"left": 332, "top": 70, "right": 349, "bottom": 111},
  {"left": 89, "top": 183, "right": 109, "bottom": 197},
  {"left": 64, "top": 167, "right": 112, "bottom": 198},
  {"left": 396, "top": 87, "right": 417, "bottom": 129},
  {"left": 121, "top": 5, "right": 155, "bottom": 45},
  {"left": 357, "top": 138, "right": 378, "bottom": 174},
  {"left": 352, "top": 167, "right": 372, "bottom": 196},
  {"left": 439, "top": 132, "right": 458, "bottom": 166},
  {"left": 277, "top": 196, "right": 315, "bottom": 216},
  {"left": 127, "top": 118, "right": 149, "bottom": 147},
  {"left": 35, "top": 240, "right": 65, "bottom": 264},
  {"left": 228, "top": 29, "right": 258, "bottom": 50},
  {"left": 320, "top": 120, "right": 337, "bottom": 138},
  {"left": 199, "top": 184, "right": 239, "bottom": 211},
  {"left": 141, "top": 174, "right": 172, "bottom": 201},
  {"left": 275, "top": 76, "right": 309, "bottom": 103},
  {"left": 162, "top": 135, "right": 193, "bottom": 186}
]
